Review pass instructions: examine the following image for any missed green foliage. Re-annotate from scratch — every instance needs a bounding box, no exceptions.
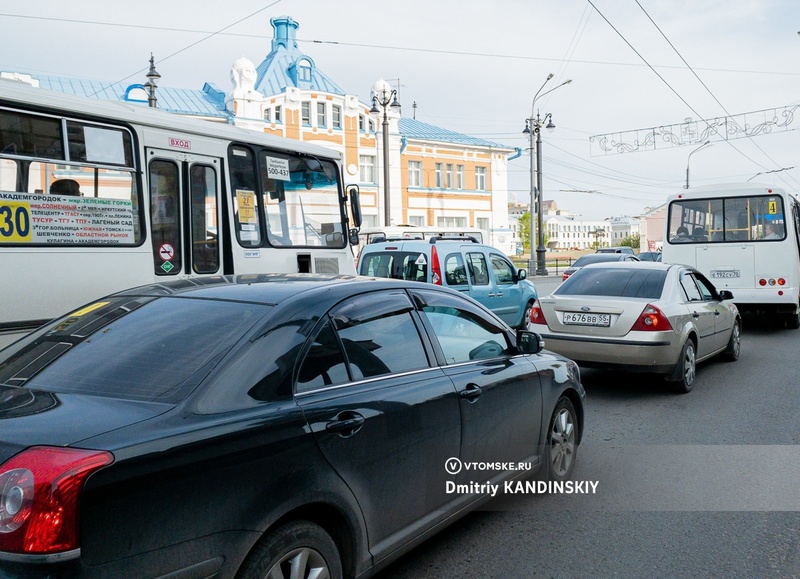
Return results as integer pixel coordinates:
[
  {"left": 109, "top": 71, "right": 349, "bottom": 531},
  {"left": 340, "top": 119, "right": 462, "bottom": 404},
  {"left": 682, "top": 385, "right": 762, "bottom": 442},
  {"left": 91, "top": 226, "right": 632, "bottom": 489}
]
[
  {"left": 519, "top": 212, "right": 531, "bottom": 254},
  {"left": 518, "top": 212, "right": 550, "bottom": 254},
  {"left": 619, "top": 233, "right": 641, "bottom": 249}
]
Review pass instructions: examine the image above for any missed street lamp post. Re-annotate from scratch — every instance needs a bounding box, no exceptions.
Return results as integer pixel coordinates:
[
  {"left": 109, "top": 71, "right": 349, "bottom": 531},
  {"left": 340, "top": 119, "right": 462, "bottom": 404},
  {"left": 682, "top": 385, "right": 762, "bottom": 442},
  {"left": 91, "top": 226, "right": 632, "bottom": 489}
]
[
  {"left": 370, "top": 80, "right": 401, "bottom": 226},
  {"left": 523, "top": 74, "right": 572, "bottom": 276},
  {"left": 145, "top": 53, "right": 160, "bottom": 109},
  {"left": 592, "top": 228, "right": 606, "bottom": 249},
  {"left": 684, "top": 141, "right": 711, "bottom": 189}
]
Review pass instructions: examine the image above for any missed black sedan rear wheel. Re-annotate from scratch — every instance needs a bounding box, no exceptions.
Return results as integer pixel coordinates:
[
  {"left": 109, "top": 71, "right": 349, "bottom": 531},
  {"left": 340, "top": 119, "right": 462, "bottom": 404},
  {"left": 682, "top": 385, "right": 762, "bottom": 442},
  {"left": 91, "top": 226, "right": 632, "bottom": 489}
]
[
  {"left": 237, "top": 520, "right": 342, "bottom": 579},
  {"left": 546, "top": 396, "right": 577, "bottom": 481}
]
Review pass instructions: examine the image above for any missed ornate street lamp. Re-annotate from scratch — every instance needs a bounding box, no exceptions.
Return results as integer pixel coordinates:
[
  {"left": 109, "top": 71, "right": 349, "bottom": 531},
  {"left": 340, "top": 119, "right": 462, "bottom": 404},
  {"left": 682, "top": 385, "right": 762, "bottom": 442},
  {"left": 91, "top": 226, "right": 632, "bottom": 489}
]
[
  {"left": 523, "top": 75, "right": 572, "bottom": 275},
  {"left": 370, "top": 79, "right": 401, "bottom": 226},
  {"left": 145, "top": 53, "right": 161, "bottom": 109}
]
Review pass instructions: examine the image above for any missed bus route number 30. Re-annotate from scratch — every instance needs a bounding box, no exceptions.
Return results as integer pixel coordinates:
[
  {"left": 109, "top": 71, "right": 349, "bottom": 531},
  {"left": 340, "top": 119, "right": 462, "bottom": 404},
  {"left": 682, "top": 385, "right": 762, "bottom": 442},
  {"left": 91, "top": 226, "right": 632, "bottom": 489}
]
[
  {"left": 0, "top": 201, "right": 32, "bottom": 242},
  {"left": 266, "top": 157, "right": 290, "bottom": 181}
]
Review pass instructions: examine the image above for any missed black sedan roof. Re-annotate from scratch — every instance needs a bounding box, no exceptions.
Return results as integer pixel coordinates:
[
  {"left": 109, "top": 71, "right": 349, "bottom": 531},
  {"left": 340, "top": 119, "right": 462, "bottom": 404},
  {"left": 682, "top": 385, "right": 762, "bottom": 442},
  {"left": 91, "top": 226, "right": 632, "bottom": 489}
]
[{"left": 113, "top": 273, "right": 413, "bottom": 306}]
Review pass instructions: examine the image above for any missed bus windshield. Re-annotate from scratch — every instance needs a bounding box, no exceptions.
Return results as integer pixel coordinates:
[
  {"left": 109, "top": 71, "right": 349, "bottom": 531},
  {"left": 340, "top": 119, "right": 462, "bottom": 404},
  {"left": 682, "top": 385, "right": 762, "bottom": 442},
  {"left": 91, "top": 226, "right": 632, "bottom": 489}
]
[
  {"left": 229, "top": 146, "right": 345, "bottom": 249},
  {"left": 667, "top": 194, "right": 786, "bottom": 243}
]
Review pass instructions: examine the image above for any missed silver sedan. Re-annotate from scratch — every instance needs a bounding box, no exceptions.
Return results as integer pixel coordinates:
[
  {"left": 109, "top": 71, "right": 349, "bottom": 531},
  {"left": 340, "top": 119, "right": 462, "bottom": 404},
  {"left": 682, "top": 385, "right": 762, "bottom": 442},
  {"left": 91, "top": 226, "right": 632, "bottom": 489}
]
[{"left": 529, "top": 262, "right": 741, "bottom": 393}]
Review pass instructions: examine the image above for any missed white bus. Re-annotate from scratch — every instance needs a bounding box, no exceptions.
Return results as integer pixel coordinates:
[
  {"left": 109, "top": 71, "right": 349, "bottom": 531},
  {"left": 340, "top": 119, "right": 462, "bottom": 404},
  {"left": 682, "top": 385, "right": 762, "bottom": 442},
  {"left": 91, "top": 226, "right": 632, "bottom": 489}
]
[
  {"left": 662, "top": 183, "right": 800, "bottom": 328},
  {"left": 0, "top": 79, "right": 362, "bottom": 347}
]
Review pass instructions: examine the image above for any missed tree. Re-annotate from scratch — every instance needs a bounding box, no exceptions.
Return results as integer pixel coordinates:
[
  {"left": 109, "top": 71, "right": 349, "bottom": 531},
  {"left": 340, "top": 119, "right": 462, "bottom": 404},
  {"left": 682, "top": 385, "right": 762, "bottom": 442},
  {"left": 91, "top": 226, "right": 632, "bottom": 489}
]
[
  {"left": 518, "top": 212, "right": 549, "bottom": 255},
  {"left": 620, "top": 233, "right": 641, "bottom": 249},
  {"left": 519, "top": 212, "right": 531, "bottom": 254}
]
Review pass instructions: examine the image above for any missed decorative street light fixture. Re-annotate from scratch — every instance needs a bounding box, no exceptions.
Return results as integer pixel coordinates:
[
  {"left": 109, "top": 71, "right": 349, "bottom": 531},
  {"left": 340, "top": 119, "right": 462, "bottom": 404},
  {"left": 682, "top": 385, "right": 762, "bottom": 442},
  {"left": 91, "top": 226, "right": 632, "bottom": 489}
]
[
  {"left": 684, "top": 141, "right": 711, "bottom": 189},
  {"left": 145, "top": 53, "right": 161, "bottom": 109},
  {"left": 523, "top": 75, "right": 572, "bottom": 275},
  {"left": 370, "top": 79, "right": 401, "bottom": 226},
  {"left": 592, "top": 227, "right": 606, "bottom": 249}
]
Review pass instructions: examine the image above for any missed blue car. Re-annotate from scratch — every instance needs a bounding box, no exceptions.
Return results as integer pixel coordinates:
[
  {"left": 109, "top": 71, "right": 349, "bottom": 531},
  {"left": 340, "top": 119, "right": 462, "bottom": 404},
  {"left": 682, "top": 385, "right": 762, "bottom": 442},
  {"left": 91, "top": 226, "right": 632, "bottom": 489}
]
[{"left": 358, "top": 237, "right": 537, "bottom": 329}]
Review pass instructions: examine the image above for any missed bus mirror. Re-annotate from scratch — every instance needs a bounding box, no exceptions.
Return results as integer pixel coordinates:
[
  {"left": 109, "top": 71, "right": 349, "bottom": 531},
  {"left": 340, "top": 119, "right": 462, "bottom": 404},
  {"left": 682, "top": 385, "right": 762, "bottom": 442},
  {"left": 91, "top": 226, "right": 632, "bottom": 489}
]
[
  {"left": 347, "top": 185, "right": 362, "bottom": 229},
  {"left": 349, "top": 228, "right": 360, "bottom": 246}
]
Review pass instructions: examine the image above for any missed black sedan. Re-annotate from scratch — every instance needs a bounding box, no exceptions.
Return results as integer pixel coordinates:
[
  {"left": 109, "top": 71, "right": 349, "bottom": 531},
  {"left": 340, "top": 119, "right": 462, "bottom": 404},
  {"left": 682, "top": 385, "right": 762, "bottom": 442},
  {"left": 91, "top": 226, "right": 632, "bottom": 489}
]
[
  {"left": 561, "top": 253, "right": 640, "bottom": 281},
  {"left": 0, "top": 274, "right": 585, "bottom": 579}
]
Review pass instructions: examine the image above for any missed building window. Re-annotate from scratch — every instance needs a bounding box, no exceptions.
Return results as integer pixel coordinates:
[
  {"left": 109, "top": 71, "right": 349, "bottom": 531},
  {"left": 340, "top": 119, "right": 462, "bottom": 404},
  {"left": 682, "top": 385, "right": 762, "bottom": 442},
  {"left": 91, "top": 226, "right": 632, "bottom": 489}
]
[
  {"left": 408, "top": 161, "right": 422, "bottom": 187},
  {"left": 475, "top": 167, "right": 487, "bottom": 191},
  {"left": 332, "top": 105, "right": 341, "bottom": 129},
  {"left": 275, "top": 105, "right": 282, "bottom": 123},
  {"left": 409, "top": 215, "right": 426, "bottom": 226},
  {"left": 477, "top": 217, "right": 489, "bottom": 232},
  {"left": 435, "top": 163, "right": 443, "bottom": 188},
  {"left": 360, "top": 155, "right": 376, "bottom": 183},
  {"left": 301, "top": 101, "right": 311, "bottom": 126},
  {"left": 457, "top": 165, "right": 464, "bottom": 189},
  {"left": 446, "top": 164, "right": 454, "bottom": 189},
  {"left": 297, "top": 59, "right": 312, "bottom": 83},
  {"left": 263, "top": 108, "right": 271, "bottom": 122},
  {"left": 437, "top": 216, "right": 467, "bottom": 228},
  {"left": 359, "top": 114, "right": 365, "bottom": 132},
  {"left": 316, "top": 102, "right": 326, "bottom": 127}
]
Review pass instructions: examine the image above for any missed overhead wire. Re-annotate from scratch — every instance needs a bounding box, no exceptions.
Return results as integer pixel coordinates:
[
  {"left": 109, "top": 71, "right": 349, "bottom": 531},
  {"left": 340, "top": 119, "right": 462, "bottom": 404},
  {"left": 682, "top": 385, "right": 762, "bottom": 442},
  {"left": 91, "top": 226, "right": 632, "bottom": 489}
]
[
  {"left": 1, "top": 12, "right": 799, "bottom": 78},
  {"left": 89, "top": 1, "right": 284, "bottom": 95},
  {"left": 633, "top": 0, "right": 800, "bottom": 190}
]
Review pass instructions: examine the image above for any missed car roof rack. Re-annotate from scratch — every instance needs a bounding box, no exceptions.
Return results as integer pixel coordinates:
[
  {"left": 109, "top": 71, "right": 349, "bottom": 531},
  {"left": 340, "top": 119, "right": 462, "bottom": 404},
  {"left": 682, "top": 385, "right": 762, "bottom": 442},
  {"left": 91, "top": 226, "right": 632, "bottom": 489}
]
[
  {"left": 429, "top": 235, "right": 480, "bottom": 244},
  {"left": 368, "top": 235, "right": 425, "bottom": 244}
]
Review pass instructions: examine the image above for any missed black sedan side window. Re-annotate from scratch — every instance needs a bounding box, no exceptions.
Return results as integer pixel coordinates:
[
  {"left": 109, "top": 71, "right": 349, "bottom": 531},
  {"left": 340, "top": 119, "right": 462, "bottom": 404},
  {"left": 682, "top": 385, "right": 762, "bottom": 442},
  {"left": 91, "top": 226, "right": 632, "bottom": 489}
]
[
  {"left": 296, "top": 291, "right": 431, "bottom": 393},
  {"left": 296, "top": 320, "right": 350, "bottom": 392},
  {"left": 421, "top": 306, "right": 509, "bottom": 364},
  {"left": 336, "top": 310, "right": 428, "bottom": 379}
]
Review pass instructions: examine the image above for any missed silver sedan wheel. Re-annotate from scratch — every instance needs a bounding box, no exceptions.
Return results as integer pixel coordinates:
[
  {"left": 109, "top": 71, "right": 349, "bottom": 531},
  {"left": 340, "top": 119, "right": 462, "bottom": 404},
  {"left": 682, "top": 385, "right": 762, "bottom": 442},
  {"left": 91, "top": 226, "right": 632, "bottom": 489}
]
[
  {"left": 549, "top": 401, "right": 576, "bottom": 479},
  {"left": 265, "top": 547, "right": 330, "bottom": 579},
  {"left": 676, "top": 340, "right": 697, "bottom": 393}
]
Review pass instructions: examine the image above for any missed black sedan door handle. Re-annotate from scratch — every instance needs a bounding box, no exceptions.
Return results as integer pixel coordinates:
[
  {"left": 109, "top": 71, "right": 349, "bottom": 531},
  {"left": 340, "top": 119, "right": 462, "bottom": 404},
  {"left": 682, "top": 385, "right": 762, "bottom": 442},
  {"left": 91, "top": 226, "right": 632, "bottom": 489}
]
[
  {"left": 325, "top": 412, "right": 365, "bottom": 437},
  {"left": 460, "top": 383, "right": 483, "bottom": 401},
  {"left": 692, "top": 312, "right": 700, "bottom": 318}
]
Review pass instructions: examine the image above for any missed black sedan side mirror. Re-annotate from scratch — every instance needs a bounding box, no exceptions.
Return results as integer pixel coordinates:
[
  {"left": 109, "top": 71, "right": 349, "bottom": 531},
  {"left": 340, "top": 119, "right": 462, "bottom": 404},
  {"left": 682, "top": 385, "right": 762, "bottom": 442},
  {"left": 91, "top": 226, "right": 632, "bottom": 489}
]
[
  {"left": 719, "top": 290, "right": 734, "bottom": 301},
  {"left": 516, "top": 330, "right": 543, "bottom": 354}
]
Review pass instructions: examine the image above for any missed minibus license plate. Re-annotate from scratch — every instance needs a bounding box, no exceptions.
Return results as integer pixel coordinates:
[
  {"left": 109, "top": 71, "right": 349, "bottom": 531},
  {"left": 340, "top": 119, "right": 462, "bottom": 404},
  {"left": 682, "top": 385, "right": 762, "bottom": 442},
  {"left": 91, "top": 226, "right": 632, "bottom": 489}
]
[{"left": 711, "top": 270, "right": 740, "bottom": 278}]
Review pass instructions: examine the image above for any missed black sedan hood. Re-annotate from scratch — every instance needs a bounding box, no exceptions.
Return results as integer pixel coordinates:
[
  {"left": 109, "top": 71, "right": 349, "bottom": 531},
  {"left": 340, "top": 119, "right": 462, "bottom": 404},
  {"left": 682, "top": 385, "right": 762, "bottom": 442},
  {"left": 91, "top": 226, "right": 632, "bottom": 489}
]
[{"left": 0, "top": 385, "right": 172, "bottom": 464}]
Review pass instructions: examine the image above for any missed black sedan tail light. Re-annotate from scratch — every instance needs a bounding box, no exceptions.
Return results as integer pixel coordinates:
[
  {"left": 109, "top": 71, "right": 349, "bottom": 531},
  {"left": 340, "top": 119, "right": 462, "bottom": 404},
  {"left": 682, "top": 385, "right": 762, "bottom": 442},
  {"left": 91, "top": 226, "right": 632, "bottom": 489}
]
[{"left": 0, "top": 447, "right": 113, "bottom": 554}]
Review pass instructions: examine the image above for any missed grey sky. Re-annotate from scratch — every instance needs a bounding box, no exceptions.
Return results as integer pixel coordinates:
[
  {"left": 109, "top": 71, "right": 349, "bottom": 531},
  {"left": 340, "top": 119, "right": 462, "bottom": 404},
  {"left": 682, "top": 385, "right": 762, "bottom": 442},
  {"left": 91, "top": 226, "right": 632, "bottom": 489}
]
[{"left": 3, "top": 0, "right": 800, "bottom": 219}]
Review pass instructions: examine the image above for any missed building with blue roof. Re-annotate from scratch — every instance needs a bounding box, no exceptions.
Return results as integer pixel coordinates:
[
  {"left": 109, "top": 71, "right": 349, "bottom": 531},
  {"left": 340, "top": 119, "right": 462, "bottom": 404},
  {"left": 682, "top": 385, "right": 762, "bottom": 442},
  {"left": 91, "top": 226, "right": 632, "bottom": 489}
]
[{"left": 2, "top": 16, "right": 518, "bottom": 252}]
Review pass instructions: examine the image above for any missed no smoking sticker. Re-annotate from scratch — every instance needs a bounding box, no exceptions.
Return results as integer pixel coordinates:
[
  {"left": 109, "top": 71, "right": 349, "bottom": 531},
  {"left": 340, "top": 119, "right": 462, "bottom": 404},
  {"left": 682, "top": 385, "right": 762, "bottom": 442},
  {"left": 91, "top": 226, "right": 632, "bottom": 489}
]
[{"left": 159, "top": 243, "right": 175, "bottom": 261}]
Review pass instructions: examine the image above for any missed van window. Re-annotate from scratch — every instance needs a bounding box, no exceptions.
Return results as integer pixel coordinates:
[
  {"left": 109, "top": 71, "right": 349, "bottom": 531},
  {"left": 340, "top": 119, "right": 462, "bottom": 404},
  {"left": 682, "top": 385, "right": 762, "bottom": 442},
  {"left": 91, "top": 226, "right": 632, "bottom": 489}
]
[
  {"left": 466, "top": 252, "right": 489, "bottom": 285},
  {"left": 444, "top": 253, "right": 468, "bottom": 286},
  {"left": 490, "top": 255, "right": 515, "bottom": 284},
  {"left": 359, "top": 251, "right": 427, "bottom": 281}
]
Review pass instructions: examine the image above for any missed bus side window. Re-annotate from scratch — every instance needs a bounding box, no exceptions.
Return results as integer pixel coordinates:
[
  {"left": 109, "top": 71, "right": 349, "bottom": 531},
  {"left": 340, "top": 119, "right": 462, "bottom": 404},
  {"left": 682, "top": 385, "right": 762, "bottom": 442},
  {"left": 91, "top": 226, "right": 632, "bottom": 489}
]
[
  {"left": 229, "top": 146, "right": 262, "bottom": 247},
  {"left": 149, "top": 159, "right": 182, "bottom": 275}
]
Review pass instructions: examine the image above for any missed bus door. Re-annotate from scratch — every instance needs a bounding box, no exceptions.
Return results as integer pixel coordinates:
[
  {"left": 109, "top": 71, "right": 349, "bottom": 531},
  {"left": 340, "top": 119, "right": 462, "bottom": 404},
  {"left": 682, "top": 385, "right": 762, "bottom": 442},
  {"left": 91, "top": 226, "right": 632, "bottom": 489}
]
[{"left": 147, "top": 150, "right": 223, "bottom": 277}]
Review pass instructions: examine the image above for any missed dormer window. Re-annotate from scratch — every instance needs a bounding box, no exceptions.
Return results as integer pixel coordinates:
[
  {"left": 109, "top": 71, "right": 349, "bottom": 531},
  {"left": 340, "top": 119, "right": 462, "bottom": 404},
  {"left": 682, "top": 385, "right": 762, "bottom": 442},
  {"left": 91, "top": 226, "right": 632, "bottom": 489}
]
[{"left": 297, "top": 58, "right": 312, "bottom": 83}]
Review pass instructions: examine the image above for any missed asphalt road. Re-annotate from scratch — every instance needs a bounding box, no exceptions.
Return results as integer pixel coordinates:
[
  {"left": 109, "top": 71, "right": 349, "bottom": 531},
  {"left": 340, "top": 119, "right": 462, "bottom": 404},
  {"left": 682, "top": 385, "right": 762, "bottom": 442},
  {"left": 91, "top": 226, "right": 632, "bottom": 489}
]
[{"left": 375, "top": 308, "right": 800, "bottom": 578}]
